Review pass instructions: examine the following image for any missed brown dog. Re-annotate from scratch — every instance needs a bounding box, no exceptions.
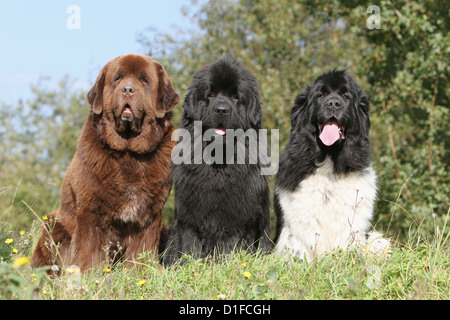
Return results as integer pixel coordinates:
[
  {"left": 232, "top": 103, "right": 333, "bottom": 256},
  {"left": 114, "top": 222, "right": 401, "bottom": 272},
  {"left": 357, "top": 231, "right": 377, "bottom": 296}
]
[{"left": 32, "top": 54, "right": 179, "bottom": 272}]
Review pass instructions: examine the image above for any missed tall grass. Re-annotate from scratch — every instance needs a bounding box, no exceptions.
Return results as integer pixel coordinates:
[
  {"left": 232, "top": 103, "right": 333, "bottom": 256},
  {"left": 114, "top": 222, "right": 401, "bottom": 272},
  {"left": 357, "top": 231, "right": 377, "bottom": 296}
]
[
  {"left": 1, "top": 187, "right": 449, "bottom": 300},
  {"left": 1, "top": 218, "right": 449, "bottom": 300}
]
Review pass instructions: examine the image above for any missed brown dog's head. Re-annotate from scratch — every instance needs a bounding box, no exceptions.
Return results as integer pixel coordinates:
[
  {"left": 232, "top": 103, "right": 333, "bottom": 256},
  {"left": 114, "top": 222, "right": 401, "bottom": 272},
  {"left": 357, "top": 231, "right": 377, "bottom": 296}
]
[{"left": 87, "top": 54, "right": 179, "bottom": 153}]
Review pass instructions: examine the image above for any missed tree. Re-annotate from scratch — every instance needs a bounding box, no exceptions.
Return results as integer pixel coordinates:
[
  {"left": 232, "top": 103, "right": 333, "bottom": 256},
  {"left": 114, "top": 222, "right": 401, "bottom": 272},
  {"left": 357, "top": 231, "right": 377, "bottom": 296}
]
[
  {"left": 140, "top": 0, "right": 369, "bottom": 237},
  {"left": 0, "top": 76, "right": 89, "bottom": 228},
  {"left": 141, "top": 0, "right": 449, "bottom": 241},
  {"left": 301, "top": 0, "right": 450, "bottom": 239},
  {"left": 2, "top": 0, "right": 448, "bottom": 242}
]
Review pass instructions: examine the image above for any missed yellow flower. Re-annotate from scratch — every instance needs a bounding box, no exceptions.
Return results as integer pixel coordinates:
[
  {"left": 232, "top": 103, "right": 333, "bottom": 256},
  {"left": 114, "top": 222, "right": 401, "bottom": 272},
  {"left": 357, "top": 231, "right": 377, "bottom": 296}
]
[
  {"left": 31, "top": 277, "right": 36, "bottom": 283},
  {"left": 217, "top": 294, "right": 226, "bottom": 300},
  {"left": 103, "top": 267, "right": 111, "bottom": 273},
  {"left": 241, "top": 261, "right": 247, "bottom": 267},
  {"left": 13, "top": 256, "right": 29, "bottom": 267},
  {"left": 5, "top": 238, "right": 13, "bottom": 244},
  {"left": 42, "top": 289, "right": 49, "bottom": 295},
  {"left": 66, "top": 268, "right": 75, "bottom": 274},
  {"left": 19, "top": 230, "right": 25, "bottom": 236},
  {"left": 12, "top": 248, "right": 18, "bottom": 254},
  {"left": 137, "top": 280, "right": 146, "bottom": 286},
  {"left": 42, "top": 216, "right": 48, "bottom": 221},
  {"left": 243, "top": 271, "right": 251, "bottom": 278}
]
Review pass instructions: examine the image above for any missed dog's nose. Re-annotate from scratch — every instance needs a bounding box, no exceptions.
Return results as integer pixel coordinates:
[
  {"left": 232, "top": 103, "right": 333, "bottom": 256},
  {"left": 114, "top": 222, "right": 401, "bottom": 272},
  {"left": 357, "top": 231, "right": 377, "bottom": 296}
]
[
  {"left": 326, "top": 97, "right": 341, "bottom": 109},
  {"left": 213, "top": 105, "right": 230, "bottom": 114},
  {"left": 122, "top": 85, "right": 136, "bottom": 96}
]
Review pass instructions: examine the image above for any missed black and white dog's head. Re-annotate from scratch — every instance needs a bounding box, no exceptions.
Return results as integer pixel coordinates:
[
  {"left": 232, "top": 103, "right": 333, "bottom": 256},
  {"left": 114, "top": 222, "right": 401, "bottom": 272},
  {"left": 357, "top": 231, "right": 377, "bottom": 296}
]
[
  {"left": 291, "top": 69, "right": 370, "bottom": 151},
  {"left": 181, "top": 57, "right": 262, "bottom": 134},
  {"left": 277, "top": 70, "right": 372, "bottom": 191}
]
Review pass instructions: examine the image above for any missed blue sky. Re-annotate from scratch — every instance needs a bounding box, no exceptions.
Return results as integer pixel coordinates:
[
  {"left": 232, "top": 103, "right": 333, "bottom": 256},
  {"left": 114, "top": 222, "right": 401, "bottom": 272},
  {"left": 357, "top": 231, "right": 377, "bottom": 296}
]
[{"left": 0, "top": 0, "right": 193, "bottom": 105}]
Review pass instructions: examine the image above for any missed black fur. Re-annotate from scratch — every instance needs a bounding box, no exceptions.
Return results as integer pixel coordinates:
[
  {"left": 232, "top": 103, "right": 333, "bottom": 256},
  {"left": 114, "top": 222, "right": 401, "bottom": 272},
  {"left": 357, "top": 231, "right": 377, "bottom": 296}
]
[
  {"left": 163, "top": 57, "right": 272, "bottom": 265},
  {"left": 274, "top": 69, "right": 371, "bottom": 239}
]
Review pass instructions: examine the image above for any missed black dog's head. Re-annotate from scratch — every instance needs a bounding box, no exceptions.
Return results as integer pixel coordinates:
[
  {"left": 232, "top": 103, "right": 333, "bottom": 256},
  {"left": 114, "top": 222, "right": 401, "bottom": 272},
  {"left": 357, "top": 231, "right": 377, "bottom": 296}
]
[
  {"left": 291, "top": 69, "right": 370, "bottom": 150},
  {"left": 181, "top": 57, "right": 262, "bottom": 134}
]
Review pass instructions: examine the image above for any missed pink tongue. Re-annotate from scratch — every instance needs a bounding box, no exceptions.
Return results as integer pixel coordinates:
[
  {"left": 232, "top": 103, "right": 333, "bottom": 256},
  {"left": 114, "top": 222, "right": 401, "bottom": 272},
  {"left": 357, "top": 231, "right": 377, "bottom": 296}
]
[
  {"left": 215, "top": 127, "right": 226, "bottom": 136},
  {"left": 319, "top": 123, "right": 340, "bottom": 146}
]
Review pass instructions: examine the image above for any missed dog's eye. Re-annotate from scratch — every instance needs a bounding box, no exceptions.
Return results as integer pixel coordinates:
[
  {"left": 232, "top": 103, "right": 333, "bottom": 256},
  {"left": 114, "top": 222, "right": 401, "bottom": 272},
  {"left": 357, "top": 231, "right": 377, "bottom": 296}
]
[
  {"left": 343, "top": 93, "right": 350, "bottom": 99},
  {"left": 207, "top": 92, "right": 215, "bottom": 98},
  {"left": 232, "top": 95, "right": 239, "bottom": 101},
  {"left": 114, "top": 75, "right": 122, "bottom": 82},
  {"left": 141, "top": 78, "right": 149, "bottom": 85},
  {"left": 318, "top": 93, "right": 324, "bottom": 99}
]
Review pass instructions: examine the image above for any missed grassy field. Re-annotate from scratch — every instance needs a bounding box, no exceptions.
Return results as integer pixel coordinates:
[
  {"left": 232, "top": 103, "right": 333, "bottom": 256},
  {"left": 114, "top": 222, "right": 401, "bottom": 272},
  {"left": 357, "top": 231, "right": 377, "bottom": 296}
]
[{"left": 1, "top": 214, "right": 449, "bottom": 300}]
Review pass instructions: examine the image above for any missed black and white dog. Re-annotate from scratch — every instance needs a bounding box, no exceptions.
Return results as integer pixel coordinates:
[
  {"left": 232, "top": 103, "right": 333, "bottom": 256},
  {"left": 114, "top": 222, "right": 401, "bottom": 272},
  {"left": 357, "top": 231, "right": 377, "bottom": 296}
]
[{"left": 275, "top": 70, "right": 388, "bottom": 261}]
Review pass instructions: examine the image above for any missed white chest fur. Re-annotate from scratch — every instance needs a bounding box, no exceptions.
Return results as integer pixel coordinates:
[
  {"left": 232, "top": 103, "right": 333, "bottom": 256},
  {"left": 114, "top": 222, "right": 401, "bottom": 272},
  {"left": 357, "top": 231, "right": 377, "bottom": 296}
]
[{"left": 275, "top": 157, "right": 377, "bottom": 261}]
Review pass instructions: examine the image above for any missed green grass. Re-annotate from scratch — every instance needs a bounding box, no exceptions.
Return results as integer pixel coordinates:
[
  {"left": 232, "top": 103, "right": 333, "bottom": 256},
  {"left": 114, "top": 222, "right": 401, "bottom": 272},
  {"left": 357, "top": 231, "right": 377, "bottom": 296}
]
[{"left": 1, "top": 219, "right": 449, "bottom": 300}]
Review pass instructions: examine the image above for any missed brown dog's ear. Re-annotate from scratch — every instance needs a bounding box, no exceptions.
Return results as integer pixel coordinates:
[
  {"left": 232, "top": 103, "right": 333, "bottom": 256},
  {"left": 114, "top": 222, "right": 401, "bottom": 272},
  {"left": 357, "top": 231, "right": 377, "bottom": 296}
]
[
  {"left": 87, "top": 64, "right": 108, "bottom": 115},
  {"left": 155, "top": 62, "right": 179, "bottom": 118}
]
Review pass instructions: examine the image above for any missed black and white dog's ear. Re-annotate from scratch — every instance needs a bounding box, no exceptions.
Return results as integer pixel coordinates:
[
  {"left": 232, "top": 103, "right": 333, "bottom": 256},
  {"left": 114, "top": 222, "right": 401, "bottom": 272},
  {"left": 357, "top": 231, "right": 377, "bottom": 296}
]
[
  {"left": 358, "top": 90, "right": 371, "bottom": 131},
  {"left": 353, "top": 90, "right": 371, "bottom": 138},
  {"left": 290, "top": 85, "right": 311, "bottom": 127}
]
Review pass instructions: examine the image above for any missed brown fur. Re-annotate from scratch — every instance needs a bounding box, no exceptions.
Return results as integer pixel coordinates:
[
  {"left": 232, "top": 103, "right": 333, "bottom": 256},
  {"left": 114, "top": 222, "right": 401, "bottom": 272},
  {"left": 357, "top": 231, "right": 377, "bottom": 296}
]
[{"left": 32, "top": 54, "right": 179, "bottom": 272}]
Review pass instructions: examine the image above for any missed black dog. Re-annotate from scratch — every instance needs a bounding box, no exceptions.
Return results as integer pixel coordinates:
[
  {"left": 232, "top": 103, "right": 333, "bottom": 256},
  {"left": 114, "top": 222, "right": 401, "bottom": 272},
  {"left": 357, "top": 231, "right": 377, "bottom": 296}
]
[
  {"left": 274, "top": 69, "right": 383, "bottom": 261},
  {"left": 163, "top": 57, "right": 272, "bottom": 265}
]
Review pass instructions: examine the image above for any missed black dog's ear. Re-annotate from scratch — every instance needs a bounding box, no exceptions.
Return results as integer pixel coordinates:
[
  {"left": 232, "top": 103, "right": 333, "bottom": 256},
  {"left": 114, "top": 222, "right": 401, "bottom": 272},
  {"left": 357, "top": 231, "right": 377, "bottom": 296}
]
[
  {"left": 87, "top": 63, "right": 108, "bottom": 115},
  {"left": 249, "top": 94, "right": 263, "bottom": 128},
  {"left": 290, "top": 85, "right": 311, "bottom": 127},
  {"left": 181, "top": 90, "right": 195, "bottom": 118}
]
